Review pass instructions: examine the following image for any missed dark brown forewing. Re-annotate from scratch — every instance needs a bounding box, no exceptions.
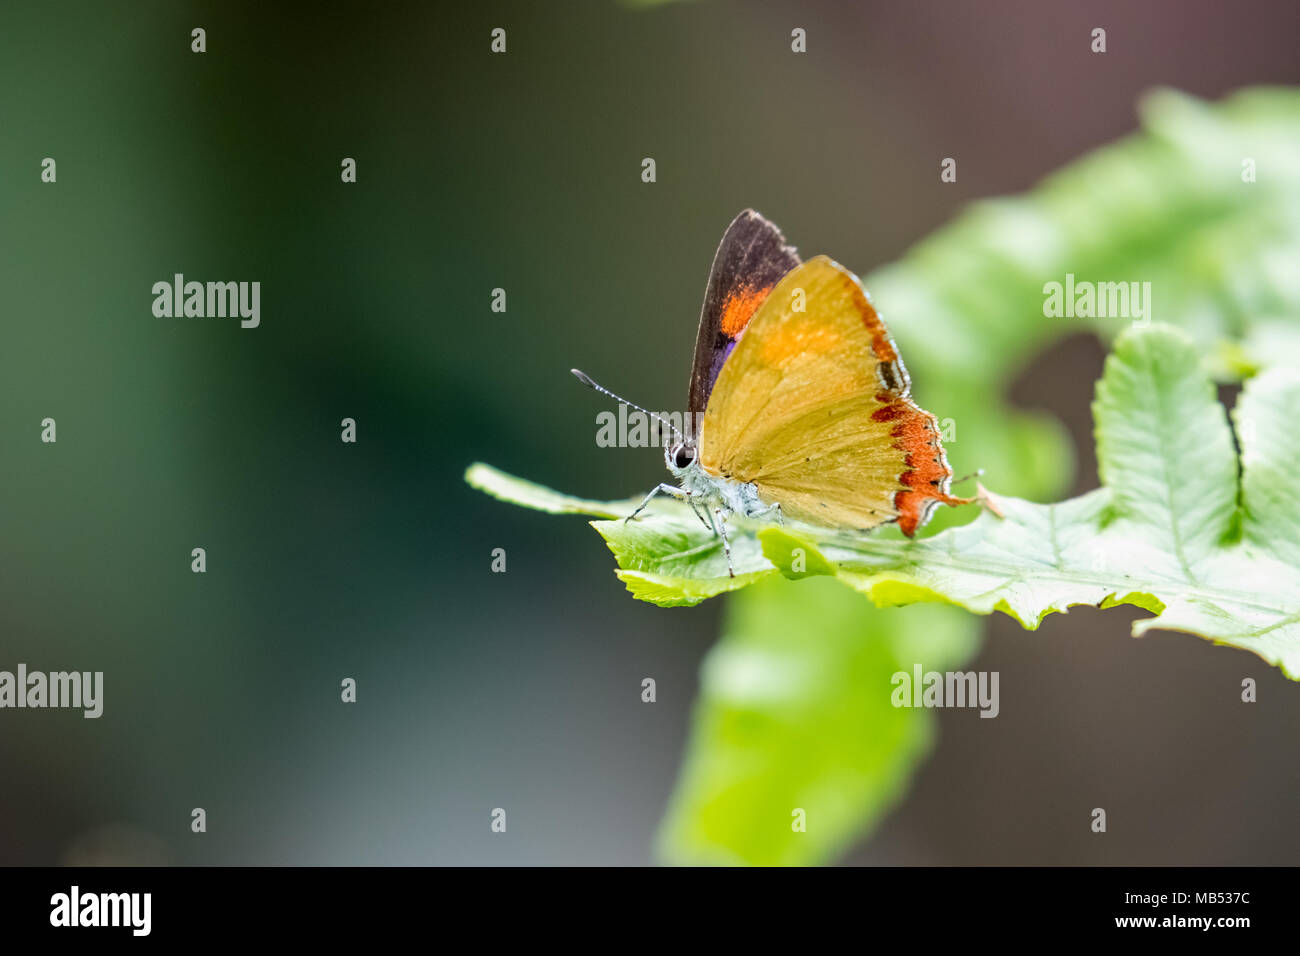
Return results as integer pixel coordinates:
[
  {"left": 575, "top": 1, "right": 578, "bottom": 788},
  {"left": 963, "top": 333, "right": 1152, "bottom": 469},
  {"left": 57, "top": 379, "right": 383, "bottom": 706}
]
[{"left": 687, "top": 209, "right": 801, "bottom": 415}]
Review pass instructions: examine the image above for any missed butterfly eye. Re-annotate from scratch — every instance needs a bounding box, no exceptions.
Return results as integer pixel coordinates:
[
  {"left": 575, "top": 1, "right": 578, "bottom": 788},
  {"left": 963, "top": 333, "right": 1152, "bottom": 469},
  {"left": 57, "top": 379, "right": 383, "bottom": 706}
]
[{"left": 673, "top": 445, "right": 696, "bottom": 469}]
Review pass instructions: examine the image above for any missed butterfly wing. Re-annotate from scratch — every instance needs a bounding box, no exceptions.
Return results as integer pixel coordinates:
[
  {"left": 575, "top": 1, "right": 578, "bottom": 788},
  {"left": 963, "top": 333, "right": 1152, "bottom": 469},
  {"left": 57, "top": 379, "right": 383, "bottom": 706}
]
[
  {"left": 697, "top": 256, "right": 968, "bottom": 535},
  {"left": 687, "top": 210, "right": 802, "bottom": 416}
]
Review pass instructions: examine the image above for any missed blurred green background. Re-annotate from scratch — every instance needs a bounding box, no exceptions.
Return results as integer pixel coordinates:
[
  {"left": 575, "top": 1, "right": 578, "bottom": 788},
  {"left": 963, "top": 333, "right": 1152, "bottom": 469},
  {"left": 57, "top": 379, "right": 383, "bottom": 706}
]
[{"left": 2, "top": 0, "right": 1298, "bottom": 865}]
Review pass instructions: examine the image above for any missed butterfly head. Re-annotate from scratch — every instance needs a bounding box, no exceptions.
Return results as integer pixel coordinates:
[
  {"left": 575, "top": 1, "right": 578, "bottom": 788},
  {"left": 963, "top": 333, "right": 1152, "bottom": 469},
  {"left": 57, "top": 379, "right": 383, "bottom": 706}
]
[{"left": 665, "top": 440, "right": 698, "bottom": 476}]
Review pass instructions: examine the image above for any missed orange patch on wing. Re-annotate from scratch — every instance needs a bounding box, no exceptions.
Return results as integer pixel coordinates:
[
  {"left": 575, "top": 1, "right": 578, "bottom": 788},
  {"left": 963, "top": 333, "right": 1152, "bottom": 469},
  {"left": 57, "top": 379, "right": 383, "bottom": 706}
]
[
  {"left": 759, "top": 322, "right": 843, "bottom": 366},
  {"left": 719, "top": 285, "right": 772, "bottom": 337},
  {"left": 873, "top": 393, "right": 972, "bottom": 537}
]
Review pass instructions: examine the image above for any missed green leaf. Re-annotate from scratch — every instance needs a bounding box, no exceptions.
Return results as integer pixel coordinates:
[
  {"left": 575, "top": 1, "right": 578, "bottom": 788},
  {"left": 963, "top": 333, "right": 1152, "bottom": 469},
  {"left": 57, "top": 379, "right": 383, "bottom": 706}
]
[
  {"left": 1237, "top": 368, "right": 1300, "bottom": 568},
  {"left": 1092, "top": 320, "right": 1239, "bottom": 574},
  {"left": 467, "top": 325, "right": 1300, "bottom": 678},
  {"left": 463, "top": 462, "right": 628, "bottom": 519},
  {"left": 656, "top": 575, "right": 978, "bottom": 866}
]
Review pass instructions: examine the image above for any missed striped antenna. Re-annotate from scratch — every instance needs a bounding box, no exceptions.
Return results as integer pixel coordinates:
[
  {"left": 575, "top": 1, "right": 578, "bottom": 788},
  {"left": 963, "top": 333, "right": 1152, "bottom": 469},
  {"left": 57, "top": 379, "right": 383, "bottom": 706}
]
[{"left": 570, "top": 369, "right": 685, "bottom": 445}]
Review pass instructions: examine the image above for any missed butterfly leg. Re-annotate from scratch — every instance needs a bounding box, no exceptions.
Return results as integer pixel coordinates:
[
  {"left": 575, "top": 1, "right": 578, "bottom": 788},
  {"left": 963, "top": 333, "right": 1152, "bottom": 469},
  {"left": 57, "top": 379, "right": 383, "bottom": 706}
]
[
  {"left": 685, "top": 494, "right": 712, "bottom": 531},
  {"left": 713, "top": 508, "right": 735, "bottom": 578},
  {"left": 625, "top": 483, "right": 688, "bottom": 523},
  {"left": 750, "top": 502, "right": 785, "bottom": 526}
]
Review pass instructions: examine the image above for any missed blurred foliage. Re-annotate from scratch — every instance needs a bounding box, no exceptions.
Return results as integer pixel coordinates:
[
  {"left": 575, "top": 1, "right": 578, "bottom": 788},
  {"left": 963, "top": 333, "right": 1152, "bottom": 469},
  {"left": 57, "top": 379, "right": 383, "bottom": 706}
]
[
  {"left": 470, "top": 87, "right": 1300, "bottom": 864},
  {"left": 657, "top": 577, "right": 976, "bottom": 865}
]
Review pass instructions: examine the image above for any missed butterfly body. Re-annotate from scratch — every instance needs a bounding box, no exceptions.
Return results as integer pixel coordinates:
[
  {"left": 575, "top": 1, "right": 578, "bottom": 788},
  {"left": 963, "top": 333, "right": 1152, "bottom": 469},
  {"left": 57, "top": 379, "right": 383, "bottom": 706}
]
[{"left": 668, "top": 451, "right": 770, "bottom": 521}]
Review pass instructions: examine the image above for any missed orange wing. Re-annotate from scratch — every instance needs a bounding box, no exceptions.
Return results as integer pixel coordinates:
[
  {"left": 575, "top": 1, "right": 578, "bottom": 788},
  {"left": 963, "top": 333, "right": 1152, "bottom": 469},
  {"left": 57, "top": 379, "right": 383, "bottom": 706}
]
[
  {"left": 687, "top": 210, "right": 801, "bottom": 415},
  {"left": 697, "top": 256, "right": 969, "bottom": 535}
]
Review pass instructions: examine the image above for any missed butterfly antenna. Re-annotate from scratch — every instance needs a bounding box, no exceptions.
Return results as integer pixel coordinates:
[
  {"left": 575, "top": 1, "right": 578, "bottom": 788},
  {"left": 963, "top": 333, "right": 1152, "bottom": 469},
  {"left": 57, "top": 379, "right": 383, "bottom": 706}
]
[{"left": 570, "top": 369, "right": 685, "bottom": 445}]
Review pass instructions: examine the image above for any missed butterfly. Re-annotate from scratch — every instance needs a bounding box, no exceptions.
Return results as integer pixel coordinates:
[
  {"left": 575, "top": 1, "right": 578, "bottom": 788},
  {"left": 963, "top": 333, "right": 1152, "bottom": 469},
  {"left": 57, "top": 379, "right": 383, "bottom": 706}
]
[{"left": 574, "top": 209, "right": 972, "bottom": 576}]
